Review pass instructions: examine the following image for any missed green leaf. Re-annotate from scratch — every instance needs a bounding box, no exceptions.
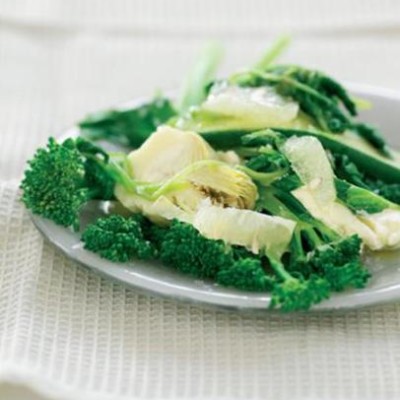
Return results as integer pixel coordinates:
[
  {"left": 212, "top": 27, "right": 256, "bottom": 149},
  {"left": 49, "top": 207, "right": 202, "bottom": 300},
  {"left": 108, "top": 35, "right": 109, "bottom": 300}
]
[
  {"left": 335, "top": 179, "right": 397, "bottom": 214},
  {"left": 79, "top": 97, "right": 176, "bottom": 148}
]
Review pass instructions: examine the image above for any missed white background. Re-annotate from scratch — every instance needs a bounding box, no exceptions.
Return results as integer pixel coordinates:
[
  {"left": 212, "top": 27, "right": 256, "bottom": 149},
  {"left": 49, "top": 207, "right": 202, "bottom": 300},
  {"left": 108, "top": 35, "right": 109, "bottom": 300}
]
[{"left": 1, "top": 1, "right": 400, "bottom": 399}]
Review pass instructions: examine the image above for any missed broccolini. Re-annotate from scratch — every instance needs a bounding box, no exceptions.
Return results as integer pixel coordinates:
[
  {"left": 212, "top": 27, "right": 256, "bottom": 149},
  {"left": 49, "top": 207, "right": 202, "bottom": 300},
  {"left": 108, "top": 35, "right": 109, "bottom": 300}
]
[
  {"left": 82, "top": 215, "right": 156, "bottom": 262},
  {"left": 21, "top": 137, "right": 115, "bottom": 229},
  {"left": 20, "top": 37, "right": 400, "bottom": 312}
]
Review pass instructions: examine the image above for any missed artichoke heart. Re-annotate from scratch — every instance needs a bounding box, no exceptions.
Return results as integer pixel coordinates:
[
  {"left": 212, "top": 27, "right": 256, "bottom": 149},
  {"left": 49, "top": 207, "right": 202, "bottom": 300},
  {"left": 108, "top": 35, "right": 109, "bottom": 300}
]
[
  {"left": 126, "top": 125, "right": 217, "bottom": 183},
  {"left": 114, "top": 124, "right": 257, "bottom": 223},
  {"left": 167, "top": 160, "right": 258, "bottom": 211},
  {"left": 114, "top": 160, "right": 258, "bottom": 223}
]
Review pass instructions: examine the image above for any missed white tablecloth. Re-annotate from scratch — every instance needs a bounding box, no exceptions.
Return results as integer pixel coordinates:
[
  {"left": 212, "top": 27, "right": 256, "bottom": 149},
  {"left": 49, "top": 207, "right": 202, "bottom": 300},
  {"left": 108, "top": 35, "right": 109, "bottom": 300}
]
[{"left": 1, "top": 1, "right": 400, "bottom": 399}]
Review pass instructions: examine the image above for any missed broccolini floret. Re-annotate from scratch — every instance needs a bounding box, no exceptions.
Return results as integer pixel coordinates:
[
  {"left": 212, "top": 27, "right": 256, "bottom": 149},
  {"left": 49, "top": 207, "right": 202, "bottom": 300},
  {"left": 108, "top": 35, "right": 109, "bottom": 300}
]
[
  {"left": 79, "top": 209, "right": 368, "bottom": 311},
  {"left": 216, "top": 258, "right": 274, "bottom": 292},
  {"left": 81, "top": 215, "right": 157, "bottom": 262},
  {"left": 159, "top": 220, "right": 233, "bottom": 279},
  {"left": 310, "top": 235, "right": 370, "bottom": 291},
  {"left": 269, "top": 258, "right": 331, "bottom": 312},
  {"left": 157, "top": 213, "right": 337, "bottom": 310},
  {"left": 251, "top": 189, "right": 364, "bottom": 310},
  {"left": 257, "top": 185, "right": 371, "bottom": 296},
  {"left": 21, "top": 137, "right": 116, "bottom": 229},
  {"left": 82, "top": 215, "right": 275, "bottom": 293}
]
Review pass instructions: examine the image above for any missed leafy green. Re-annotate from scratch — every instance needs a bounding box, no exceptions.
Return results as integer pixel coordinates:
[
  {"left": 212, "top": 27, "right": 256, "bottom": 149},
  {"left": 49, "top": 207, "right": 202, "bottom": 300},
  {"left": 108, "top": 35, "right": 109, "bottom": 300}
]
[
  {"left": 334, "top": 154, "right": 400, "bottom": 204},
  {"left": 229, "top": 65, "right": 390, "bottom": 155},
  {"left": 231, "top": 66, "right": 356, "bottom": 133},
  {"left": 335, "top": 179, "right": 398, "bottom": 214},
  {"left": 79, "top": 97, "right": 176, "bottom": 148}
]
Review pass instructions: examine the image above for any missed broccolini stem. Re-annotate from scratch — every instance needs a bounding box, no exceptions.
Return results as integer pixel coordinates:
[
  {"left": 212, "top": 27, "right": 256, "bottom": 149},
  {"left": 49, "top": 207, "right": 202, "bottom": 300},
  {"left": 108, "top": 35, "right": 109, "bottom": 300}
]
[
  {"left": 259, "top": 189, "right": 298, "bottom": 220},
  {"left": 106, "top": 161, "right": 135, "bottom": 190},
  {"left": 268, "top": 257, "right": 294, "bottom": 282},
  {"left": 291, "top": 229, "right": 306, "bottom": 260},
  {"left": 303, "top": 227, "right": 323, "bottom": 248},
  {"left": 233, "top": 147, "right": 262, "bottom": 158},
  {"left": 239, "top": 166, "right": 287, "bottom": 186}
]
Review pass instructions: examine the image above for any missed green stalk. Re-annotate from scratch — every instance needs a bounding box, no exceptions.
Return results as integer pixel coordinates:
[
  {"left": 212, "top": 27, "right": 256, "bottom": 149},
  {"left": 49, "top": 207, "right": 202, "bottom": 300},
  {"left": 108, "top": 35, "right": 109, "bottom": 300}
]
[
  {"left": 303, "top": 228, "right": 323, "bottom": 248},
  {"left": 268, "top": 256, "right": 293, "bottom": 282},
  {"left": 178, "top": 42, "right": 223, "bottom": 114},
  {"left": 239, "top": 166, "right": 287, "bottom": 186},
  {"left": 253, "top": 35, "right": 291, "bottom": 70}
]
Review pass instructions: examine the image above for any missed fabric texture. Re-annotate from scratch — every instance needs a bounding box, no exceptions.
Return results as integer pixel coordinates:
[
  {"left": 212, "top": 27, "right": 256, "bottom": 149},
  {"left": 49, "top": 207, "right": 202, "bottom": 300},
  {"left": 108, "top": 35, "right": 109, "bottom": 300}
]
[{"left": 1, "top": 1, "right": 400, "bottom": 399}]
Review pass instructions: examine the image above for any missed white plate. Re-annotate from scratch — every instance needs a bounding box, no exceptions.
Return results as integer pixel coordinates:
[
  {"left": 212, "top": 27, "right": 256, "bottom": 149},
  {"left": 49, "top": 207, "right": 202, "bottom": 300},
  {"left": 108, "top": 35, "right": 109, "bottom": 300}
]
[{"left": 31, "top": 84, "right": 400, "bottom": 311}]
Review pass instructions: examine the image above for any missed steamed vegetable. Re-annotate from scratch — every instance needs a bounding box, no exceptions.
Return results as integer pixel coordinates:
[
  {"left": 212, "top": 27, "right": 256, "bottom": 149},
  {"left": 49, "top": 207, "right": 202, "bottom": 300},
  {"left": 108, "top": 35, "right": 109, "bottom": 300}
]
[
  {"left": 177, "top": 57, "right": 390, "bottom": 156},
  {"left": 237, "top": 135, "right": 372, "bottom": 301},
  {"left": 280, "top": 135, "right": 400, "bottom": 251},
  {"left": 21, "top": 38, "right": 400, "bottom": 312},
  {"left": 193, "top": 200, "right": 335, "bottom": 311},
  {"left": 79, "top": 97, "right": 176, "bottom": 148},
  {"left": 82, "top": 215, "right": 156, "bottom": 262},
  {"left": 159, "top": 220, "right": 236, "bottom": 279},
  {"left": 125, "top": 126, "right": 217, "bottom": 182},
  {"left": 230, "top": 67, "right": 360, "bottom": 134},
  {"left": 334, "top": 154, "right": 400, "bottom": 204},
  {"left": 114, "top": 127, "right": 257, "bottom": 222},
  {"left": 216, "top": 258, "right": 274, "bottom": 292},
  {"left": 275, "top": 128, "right": 400, "bottom": 184},
  {"left": 115, "top": 158, "right": 257, "bottom": 221},
  {"left": 259, "top": 188, "right": 370, "bottom": 292},
  {"left": 176, "top": 84, "right": 303, "bottom": 134},
  {"left": 193, "top": 200, "right": 295, "bottom": 256},
  {"left": 20, "top": 137, "right": 115, "bottom": 229}
]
